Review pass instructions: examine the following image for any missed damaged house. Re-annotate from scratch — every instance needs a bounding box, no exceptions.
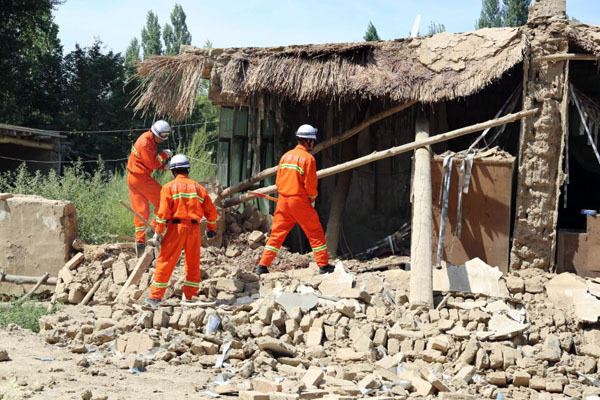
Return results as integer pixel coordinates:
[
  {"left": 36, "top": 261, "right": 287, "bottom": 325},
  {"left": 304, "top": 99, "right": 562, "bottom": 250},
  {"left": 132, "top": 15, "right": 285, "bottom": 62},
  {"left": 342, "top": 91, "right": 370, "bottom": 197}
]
[{"left": 133, "top": 0, "right": 600, "bottom": 276}]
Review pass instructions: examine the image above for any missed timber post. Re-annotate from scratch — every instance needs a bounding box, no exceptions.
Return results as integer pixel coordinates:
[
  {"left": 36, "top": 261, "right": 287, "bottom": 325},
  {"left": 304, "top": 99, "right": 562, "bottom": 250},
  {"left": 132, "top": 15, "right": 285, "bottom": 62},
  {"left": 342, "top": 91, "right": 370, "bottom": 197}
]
[{"left": 409, "top": 118, "right": 433, "bottom": 308}]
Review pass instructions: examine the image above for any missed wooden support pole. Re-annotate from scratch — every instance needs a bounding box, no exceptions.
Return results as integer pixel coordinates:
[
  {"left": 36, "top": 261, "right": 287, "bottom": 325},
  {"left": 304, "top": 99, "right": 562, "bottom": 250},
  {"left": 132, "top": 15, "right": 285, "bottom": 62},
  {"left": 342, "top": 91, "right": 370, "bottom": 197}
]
[
  {"left": 0, "top": 273, "right": 57, "bottom": 286},
  {"left": 409, "top": 118, "right": 433, "bottom": 307},
  {"left": 114, "top": 249, "right": 154, "bottom": 302},
  {"left": 14, "top": 273, "right": 50, "bottom": 305},
  {"left": 325, "top": 135, "right": 358, "bottom": 257},
  {"left": 534, "top": 53, "right": 598, "bottom": 63},
  {"left": 219, "top": 101, "right": 417, "bottom": 198},
  {"left": 80, "top": 277, "right": 104, "bottom": 306},
  {"left": 223, "top": 108, "right": 538, "bottom": 208}
]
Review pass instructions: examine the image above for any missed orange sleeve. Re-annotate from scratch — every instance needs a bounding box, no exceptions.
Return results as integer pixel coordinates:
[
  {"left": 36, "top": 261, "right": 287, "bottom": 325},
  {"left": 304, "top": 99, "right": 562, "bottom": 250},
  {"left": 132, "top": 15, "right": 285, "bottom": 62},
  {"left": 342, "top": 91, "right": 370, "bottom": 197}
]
[
  {"left": 201, "top": 189, "right": 219, "bottom": 231},
  {"left": 138, "top": 141, "right": 168, "bottom": 171},
  {"left": 304, "top": 156, "right": 318, "bottom": 200},
  {"left": 154, "top": 185, "right": 173, "bottom": 234}
]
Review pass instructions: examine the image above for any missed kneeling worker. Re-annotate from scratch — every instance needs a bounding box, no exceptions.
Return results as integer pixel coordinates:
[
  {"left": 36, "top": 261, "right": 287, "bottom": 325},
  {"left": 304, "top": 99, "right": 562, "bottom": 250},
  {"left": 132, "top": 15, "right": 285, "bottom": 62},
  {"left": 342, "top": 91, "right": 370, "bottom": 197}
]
[
  {"left": 145, "top": 154, "right": 218, "bottom": 308},
  {"left": 256, "top": 124, "right": 334, "bottom": 275}
]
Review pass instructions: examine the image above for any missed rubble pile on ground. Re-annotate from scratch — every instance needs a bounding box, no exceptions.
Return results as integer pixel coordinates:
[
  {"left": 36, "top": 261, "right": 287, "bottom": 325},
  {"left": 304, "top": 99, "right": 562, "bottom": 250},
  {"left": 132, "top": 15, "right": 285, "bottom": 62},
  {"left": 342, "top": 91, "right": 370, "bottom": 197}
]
[{"left": 37, "top": 248, "right": 600, "bottom": 399}]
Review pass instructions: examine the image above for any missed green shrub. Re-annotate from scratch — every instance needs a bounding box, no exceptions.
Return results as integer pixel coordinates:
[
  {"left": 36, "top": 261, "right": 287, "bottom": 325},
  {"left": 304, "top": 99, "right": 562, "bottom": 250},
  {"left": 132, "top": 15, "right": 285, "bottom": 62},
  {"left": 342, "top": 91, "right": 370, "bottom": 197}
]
[
  {"left": 0, "top": 302, "right": 50, "bottom": 333},
  {"left": 0, "top": 128, "right": 216, "bottom": 244}
]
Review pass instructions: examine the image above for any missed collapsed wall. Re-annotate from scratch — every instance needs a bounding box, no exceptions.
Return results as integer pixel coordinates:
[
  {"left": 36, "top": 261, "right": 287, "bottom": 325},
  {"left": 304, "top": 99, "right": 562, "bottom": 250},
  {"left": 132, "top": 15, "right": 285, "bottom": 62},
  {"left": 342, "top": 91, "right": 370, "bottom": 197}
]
[
  {"left": 510, "top": 0, "right": 569, "bottom": 270},
  {"left": 0, "top": 194, "right": 77, "bottom": 295}
]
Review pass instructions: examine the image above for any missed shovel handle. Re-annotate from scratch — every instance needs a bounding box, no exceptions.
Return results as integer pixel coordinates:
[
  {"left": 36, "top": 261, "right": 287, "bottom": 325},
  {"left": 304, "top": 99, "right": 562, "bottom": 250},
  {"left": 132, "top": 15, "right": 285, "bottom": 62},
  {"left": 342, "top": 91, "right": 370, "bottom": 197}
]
[
  {"left": 119, "top": 200, "right": 155, "bottom": 232},
  {"left": 248, "top": 191, "right": 278, "bottom": 203}
]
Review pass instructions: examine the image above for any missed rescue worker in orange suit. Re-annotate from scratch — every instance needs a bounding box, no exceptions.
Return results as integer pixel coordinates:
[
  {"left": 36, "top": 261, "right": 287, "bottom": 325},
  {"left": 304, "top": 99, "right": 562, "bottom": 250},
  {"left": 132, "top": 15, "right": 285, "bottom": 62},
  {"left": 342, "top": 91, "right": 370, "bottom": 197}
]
[
  {"left": 145, "top": 154, "right": 218, "bottom": 309},
  {"left": 256, "top": 124, "right": 335, "bottom": 276},
  {"left": 126, "top": 120, "right": 172, "bottom": 256}
]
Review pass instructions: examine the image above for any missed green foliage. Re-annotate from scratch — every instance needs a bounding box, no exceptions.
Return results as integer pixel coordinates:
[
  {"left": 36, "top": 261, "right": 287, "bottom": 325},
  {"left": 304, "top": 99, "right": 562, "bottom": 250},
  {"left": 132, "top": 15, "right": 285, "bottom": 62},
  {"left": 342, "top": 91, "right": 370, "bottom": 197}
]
[
  {"left": 503, "top": 0, "right": 531, "bottom": 27},
  {"left": 62, "top": 40, "right": 144, "bottom": 162},
  {"left": 363, "top": 21, "right": 381, "bottom": 41},
  {"left": 0, "top": 0, "right": 64, "bottom": 129},
  {"left": 141, "top": 11, "right": 163, "bottom": 58},
  {"left": 477, "top": 0, "right": 504, "bottom": 28},
  {"left": 427, "top": 22, "right": 446, "bottom": 36},
  {"left": 0, "top": 302, "right": 51, "bottom": 333},
  {"left": 0, "top": 128, "right": 215, "bottom": 244},
  {"left": 477, "top": 0, "right": 530, "bottom": 28},
  {"left": 163, "top": 4, "right": 192, "bottom": 56},
  {"left": 124, "top": 38, "right": 141, "bottom": 78}
]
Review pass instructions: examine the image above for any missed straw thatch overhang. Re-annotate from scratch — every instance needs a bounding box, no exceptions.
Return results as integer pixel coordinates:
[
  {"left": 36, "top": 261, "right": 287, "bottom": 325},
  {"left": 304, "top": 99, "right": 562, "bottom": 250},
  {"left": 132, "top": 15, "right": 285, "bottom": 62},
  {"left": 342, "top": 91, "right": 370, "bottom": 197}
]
[
  {"left": 134, "top": 27, "right": 529, "bottom": 122},
  {"left": 567, "top": 22, "right": 600, "bottom": 56}
]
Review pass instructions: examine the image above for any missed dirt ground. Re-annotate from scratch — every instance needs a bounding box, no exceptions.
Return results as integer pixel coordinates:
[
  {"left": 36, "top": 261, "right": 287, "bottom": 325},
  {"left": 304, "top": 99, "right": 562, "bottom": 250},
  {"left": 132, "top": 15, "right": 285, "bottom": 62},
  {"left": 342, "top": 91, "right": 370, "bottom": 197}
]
[{"left": 0, "top": 325, "right": 222, "bottom": 400}]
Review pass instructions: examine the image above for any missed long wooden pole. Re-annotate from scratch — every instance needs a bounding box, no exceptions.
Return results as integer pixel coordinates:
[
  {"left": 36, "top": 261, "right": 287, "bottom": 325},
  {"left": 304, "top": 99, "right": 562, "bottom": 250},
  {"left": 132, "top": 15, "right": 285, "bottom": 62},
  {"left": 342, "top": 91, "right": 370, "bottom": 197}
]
[
  {"left": 219, "top": 100, "right": 417, "bottom": 198},
  {"left": 0, "top": 272, "right": 57, "bottom": 286},
  {"left": 223, "top": 108, "right": 538, "bottom": 208},
  {"left": 409, "top": 119, "right": 433, "bottom": 307},
  {"left": 535, "top": 53, "right": 598, "bottom": 63},
  {"left": 119, "top": 200, "right": 155, "bottom": 232},
  {"left": 14, "top": 273, "right": 50, "bottom": 305}
]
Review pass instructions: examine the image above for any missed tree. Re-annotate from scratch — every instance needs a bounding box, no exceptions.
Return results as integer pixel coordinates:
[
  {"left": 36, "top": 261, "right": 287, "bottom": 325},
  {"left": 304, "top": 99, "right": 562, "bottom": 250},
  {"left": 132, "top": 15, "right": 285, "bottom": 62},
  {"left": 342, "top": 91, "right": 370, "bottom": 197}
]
[
  {"left": 476, "top": 0, "right": 530, "bottom": 28},
  {"left": 0, "top": 0, "right": 65, "bottom": 129},
  {"left": 163, "top": 3, "right": 192, "bottom": 55},
  {"left": 427, "top": 22, "right": 446, "bottom": 36},
  {"left": 363, "top": 21, "right": 381, "bottom": 41},
  {"left": 503, "top": 0, "right": 531, "bottom": 27},
  {"left": 124, "top": 38, "right": 141, "bottom": 78},
  {"left": 62, "top": 41, "right": 144, "bottom": 160},
  {"left": 477, "top": 0, "right": 503, "bottom": 28},
  {"left": 141, "top": 11, "right": 162, "bottom": 58}
]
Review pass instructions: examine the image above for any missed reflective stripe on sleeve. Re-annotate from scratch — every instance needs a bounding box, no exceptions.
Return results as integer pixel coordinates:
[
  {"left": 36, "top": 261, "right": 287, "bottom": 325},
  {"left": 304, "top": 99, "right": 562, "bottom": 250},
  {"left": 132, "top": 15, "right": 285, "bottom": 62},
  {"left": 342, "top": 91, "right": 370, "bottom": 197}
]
[
  {"left": 155, "top": 216, "right": 168, "bottom": 224},
  {"left": 131, "top": 146, "right": 140, "bottom": 157}
]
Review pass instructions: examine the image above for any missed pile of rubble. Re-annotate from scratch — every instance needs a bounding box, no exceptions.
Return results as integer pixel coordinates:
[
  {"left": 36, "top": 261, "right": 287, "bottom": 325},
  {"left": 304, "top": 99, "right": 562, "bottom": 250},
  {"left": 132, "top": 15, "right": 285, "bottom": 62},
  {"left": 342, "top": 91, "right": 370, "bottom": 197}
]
[{"left": 35, "top": 243, "right": 600, "bottom": 399}]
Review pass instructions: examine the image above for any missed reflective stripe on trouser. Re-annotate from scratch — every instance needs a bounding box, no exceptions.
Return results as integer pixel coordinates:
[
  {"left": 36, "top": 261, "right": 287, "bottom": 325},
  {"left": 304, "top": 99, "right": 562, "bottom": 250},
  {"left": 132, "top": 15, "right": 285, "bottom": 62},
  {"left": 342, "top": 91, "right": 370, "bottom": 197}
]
[
  {"left": 259, "top": 195, "right": 328, "bottom": 267},
  {"left": 127, "top": 172, "right": 162, "bottom": 243},
  {"left": 149, "top": 221, "right": 202, "bottom": 300}
]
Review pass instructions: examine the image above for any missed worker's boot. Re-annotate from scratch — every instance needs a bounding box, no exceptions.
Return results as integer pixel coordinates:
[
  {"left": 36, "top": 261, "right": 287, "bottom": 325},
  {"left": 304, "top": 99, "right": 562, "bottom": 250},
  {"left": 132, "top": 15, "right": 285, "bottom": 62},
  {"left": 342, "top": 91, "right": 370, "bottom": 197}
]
[
  {"left": 144, "top": 296, "right": 161, "bottom": 310},
  {"left": 135, "top": 241, "right": 146, "bottom": 257},
  {"left": 255, "top": 265, "right": 269, "bottom": 275},
  {"left": 318, "top": 264, "right": 335, "bottom": 274}
]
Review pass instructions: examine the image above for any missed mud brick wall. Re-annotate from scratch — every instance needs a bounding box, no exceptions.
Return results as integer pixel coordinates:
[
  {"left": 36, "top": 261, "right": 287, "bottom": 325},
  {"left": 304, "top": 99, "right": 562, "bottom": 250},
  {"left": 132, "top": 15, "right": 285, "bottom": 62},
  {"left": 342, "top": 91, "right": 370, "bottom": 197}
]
[
  {"left": 0, "top": 194, "right": 77, "bottom": 294},
  {"left": 510, "top": 9, "right": 569, "bottom": 270}
]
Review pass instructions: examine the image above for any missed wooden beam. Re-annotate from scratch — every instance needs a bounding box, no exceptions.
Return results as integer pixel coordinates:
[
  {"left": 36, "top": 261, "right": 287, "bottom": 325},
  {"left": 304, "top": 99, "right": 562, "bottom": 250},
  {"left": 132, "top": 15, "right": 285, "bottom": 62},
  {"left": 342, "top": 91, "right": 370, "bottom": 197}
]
[
  {"left": 0, "top": 273, "right": 57, "bottom": 285},
  {"left": 80, "top": 277, "right": 104, "bottom": 306},
  {"left": 0, "top": 193, "right": 13, "bottom": 200},
  {"left": 114, "top": 250, "right": 154, "bottom": 302},
  {"left": 14, "top": 273, "right": 50, "bottom": 305},
  {"left": 223, "top": 108, "right": 539, "bottom": 208},
  {"left": 535, "top": 53, "right": 598, "bottom": 63},
  {"left": 219, "top": 100, "right": 417, "bottom": 198},
  {"left": 0, "top": 137, "right": 56, "bottom": 150},
  {"left": 409, "top": 119, "right": 433, "bottom": 307}
]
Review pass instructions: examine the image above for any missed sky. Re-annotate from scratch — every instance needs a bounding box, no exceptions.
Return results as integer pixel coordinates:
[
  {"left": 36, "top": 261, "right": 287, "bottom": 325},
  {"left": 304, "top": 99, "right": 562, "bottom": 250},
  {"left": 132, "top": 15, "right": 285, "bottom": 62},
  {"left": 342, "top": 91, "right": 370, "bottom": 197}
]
[{"left": 54, "top": 0, "right": 600, "bottom": 55}]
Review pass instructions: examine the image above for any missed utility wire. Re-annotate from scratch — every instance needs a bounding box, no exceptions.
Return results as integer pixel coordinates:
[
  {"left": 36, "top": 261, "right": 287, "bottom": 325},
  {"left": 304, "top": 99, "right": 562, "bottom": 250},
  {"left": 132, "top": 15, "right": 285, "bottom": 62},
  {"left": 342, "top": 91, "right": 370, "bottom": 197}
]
[{"left": 48, "top": 119, "right": 219, "bottom": 135}]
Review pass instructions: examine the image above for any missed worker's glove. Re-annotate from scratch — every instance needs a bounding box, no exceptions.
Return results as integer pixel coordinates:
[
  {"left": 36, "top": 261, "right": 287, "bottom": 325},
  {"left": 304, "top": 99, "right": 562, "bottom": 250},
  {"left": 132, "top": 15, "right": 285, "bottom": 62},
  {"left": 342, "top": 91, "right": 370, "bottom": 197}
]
[
  {"left": 207, "top": 230, "right": 217, "bottom": 239},
  {"left": 311, "top": 201, "right": 316, "bottom": 208},
  {"left": 163, "top": 149, "right": 172, "bottom": 157},
  {"left": 152, "top": 232, "right": 163, "bottom": 244}
]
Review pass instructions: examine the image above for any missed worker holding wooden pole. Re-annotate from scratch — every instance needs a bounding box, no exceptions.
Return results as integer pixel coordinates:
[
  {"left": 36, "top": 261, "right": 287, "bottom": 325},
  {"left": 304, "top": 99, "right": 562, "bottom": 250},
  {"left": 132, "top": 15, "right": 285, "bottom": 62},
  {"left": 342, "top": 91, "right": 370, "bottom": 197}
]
[
  {"left": 255, "top": 124, "right": 334, "bottom": 276},
  {"left": 126, "top": 120, "right": 173, "bottom": 257},
  {"left": 409, "top": 118, "right": 434, "bottom": 308}
]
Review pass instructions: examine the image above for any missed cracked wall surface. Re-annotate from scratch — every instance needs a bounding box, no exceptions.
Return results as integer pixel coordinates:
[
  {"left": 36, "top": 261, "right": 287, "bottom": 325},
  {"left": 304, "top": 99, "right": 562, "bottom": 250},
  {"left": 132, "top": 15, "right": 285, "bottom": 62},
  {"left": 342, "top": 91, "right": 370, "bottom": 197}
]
[{"left": 510, "top": 16, "right": 569, "bottom": 270}]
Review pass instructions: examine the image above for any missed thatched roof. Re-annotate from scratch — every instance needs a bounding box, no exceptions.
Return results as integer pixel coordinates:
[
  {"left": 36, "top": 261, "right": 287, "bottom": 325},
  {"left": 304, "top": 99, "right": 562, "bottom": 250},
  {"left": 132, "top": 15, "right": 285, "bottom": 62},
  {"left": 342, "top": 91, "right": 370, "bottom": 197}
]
[
  {"left": 134, "top": 27, "right": 529, "bottom": 121},
  {"left": 567, "top": 22, "right": 600, "bottom": 57}
]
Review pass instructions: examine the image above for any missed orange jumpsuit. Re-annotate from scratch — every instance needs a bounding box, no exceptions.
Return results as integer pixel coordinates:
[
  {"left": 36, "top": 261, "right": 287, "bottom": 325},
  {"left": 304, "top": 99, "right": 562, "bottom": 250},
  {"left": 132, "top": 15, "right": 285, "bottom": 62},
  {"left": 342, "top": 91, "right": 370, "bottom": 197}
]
[
  {"left": 126, "top": 131, "right": 170, "bottom": 243},
  {"left": 149, "top": 174, "right": 218, "bottom": 300},
  {"left": 259, "top": 144, "right": 329, "bottom": 267}
]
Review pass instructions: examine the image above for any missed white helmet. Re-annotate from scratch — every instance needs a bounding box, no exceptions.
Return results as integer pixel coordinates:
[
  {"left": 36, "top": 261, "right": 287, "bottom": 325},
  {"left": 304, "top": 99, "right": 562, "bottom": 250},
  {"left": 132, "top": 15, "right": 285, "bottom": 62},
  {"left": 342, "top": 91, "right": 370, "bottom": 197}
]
[
  {"left": 151, "top": 120, "right": 171, "bottom": 139},
  {"left": 295, "top": 124, "right": 318, "bottom": 140},
  {"left": 169, "top": 154, "right": 190, "bottom": 170}
]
